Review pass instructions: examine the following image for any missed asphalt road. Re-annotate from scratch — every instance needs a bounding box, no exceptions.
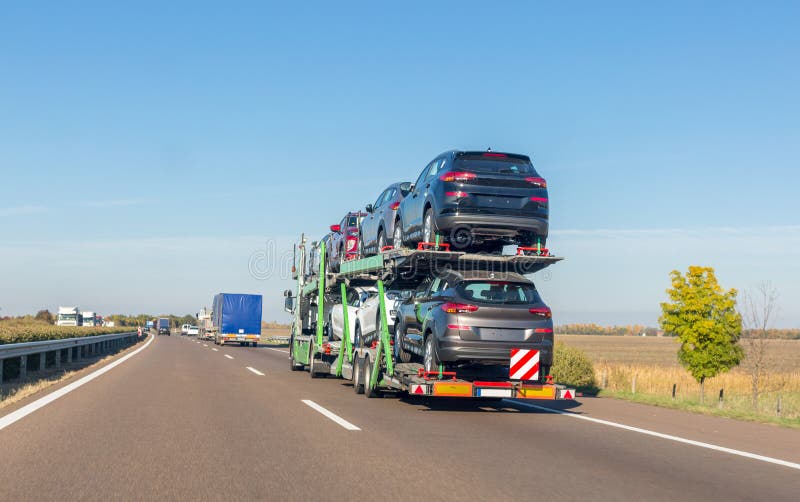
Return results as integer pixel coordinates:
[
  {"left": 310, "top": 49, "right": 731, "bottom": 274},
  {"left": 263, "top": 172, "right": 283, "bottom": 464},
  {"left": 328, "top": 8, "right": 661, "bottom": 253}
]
[{"left": 1, "top": 334, "right": 798, "bottom": 501}]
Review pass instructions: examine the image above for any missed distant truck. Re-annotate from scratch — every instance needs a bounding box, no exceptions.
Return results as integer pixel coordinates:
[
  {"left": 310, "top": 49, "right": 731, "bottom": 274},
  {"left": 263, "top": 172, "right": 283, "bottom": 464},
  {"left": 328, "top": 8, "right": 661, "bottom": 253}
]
[
  {"left": 146, "top": 320, "right": 154, "bottom": 330},
  {"left": 157, "top": 317, "right": 171, "bottom": 336},
  {"left": 212, "top": 293, "right": 262, "bottom": 347},
  {"left": 81, "top": 311, "right": 97, "bottom": 327},
  {"left": 197, "top": 306, "right": 215, "bottom": 341},
  {"left": 56, "top": 306, "right": 80, "bottom": 326}
]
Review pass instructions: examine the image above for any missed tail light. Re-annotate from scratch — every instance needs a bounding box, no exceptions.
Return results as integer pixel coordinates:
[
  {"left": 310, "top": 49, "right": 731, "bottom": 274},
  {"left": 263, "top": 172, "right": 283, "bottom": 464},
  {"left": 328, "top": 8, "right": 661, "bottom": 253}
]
[
  {"left": 346, "top": 238, "right": 358, "bottom": 252},
  {"left": 526, "top": 177, "right": 547, "bottom": 188},
  {"left": 445, "top": 191, "right": 469, "bottom": 198},
  {"left": 330, "top": 224, "right": 341, "bottom": 232},
  {"left": 389, "top": 201, "right": 400, "bottom": 210},
  {"left": 441, "top": 303, "right": 479, "bottom": 314},
  {"left": 447, "top": 324, "right": 472, "bottom": 330},
  {"left": 439, "top": 172, "right": 476, "bottom": 183},
  {"left": 530, "top": 197, "right": 548, "bottom": 204},
  {"left": 529, "top": 306, "right": 552, "bottom": 319},
  {"left": 483, "top": 152, "right": 507, "bottom": 158}
]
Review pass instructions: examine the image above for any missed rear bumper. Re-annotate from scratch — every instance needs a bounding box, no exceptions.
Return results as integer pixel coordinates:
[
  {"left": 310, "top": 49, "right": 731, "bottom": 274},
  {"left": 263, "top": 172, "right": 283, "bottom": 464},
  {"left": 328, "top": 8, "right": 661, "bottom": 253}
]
[
  {"left": 436, "top": 338, "right": 553, "bottom": 366},
  {"left": 434, "top": 213, "right": 548, "bottom": 238},
  {"left": 218, "top": 334, "right": 260, "bottom": 343}
]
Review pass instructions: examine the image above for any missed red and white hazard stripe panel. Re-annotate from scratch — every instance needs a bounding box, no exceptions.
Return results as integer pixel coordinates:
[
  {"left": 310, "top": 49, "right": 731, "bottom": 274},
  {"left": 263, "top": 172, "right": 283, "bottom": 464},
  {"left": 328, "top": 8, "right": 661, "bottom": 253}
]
[{"left": 509, "top": 348, "right": 540, "bottom": 381}]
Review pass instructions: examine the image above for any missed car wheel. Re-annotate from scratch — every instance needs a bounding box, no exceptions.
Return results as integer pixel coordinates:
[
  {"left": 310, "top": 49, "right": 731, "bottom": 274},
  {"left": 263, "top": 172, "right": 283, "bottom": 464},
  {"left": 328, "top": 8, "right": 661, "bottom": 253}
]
[
  {"left": 423, "top": 335, "right": 441, "bottom": 373},
  {"left": 393, "top": 220, "right": 405, "bottom": 250},
  {"left": 353, "top": 355, "right": 365, "bottom": 394},
  {"left": 354, "top": 324, "right": 362, "bottom": 349},
  {"left": 423, "top": 208, "right": 438, "bottom": 245},
  {"left": 394, "top": 320, "right": 411, "bottom": 363},
  {"left": 377, "top": 230, "right": 386, "bottom": 252}
]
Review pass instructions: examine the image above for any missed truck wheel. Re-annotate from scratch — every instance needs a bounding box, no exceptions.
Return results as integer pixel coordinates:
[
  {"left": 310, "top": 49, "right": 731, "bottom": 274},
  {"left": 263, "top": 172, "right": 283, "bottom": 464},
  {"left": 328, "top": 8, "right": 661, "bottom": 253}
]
[
  {"left": 423, "top": 336, "right": 441, "bottom": 373},
  {"left": 289, "top": 348, "right": 304, "bottom": 371},
  {"left": 352, "top": 355, "right": 365, "bottom": 394},
  {"left": 394, "top": 322, "right": 411, "bottom": 364},
  {"left": 251, "top": 342, "right": 258, "bottom": 347},
  {"left": 309, "top": 347, "right": 324, "bottom": 378},
  {"left": 364, "top": 356, "right": 382, "bottom": 399}
]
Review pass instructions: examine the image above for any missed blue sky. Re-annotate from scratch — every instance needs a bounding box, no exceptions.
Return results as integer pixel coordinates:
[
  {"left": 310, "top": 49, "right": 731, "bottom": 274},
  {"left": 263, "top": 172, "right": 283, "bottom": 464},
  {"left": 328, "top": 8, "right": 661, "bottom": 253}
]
[{"left": 1, "top": 1, "right": 798, "bottom": 326}]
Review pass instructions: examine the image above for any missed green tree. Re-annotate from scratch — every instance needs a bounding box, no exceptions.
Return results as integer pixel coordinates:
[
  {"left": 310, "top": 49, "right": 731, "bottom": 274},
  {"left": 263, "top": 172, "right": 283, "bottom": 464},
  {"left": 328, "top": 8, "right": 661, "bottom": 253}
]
[
  {"left": 35, "top": 309, "right": 55, "bottom": 324},
  {"left": 659, "top": 266, "right": 744, "bottom": 404}
]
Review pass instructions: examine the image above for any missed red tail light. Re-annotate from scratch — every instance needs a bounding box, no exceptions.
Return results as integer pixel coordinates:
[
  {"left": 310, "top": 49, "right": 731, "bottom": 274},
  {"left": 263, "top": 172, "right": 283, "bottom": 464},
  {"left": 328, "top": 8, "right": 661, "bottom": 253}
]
[
  {"left": 330, "top": 224, "right": 341, "bottom": 232},
  {"left": 441, "top": 303, "right": 479, "bottom": 314},
  {"left": 445, "top": 191, "right": 469, "bottom": 198},
  {"left": 529, "top": 307, "right": 552, "bottom": 319},
  {"left": 530, "top": 197, "right": 548, "bottom": 204},
  {"left": 447, "top": 324, "right": 472, "bottom": 330},
  {"left": 483, "top": 152, "right": 507, "bottom": 158},
  {"left": 389, "top": 201, "right": 400, "bottom": 210},
  {"left": 526, "top": 177, "right": 547, "bottom": 188},
  {"left": 439, "top": 171, "right": 476, "bottom": 183}
]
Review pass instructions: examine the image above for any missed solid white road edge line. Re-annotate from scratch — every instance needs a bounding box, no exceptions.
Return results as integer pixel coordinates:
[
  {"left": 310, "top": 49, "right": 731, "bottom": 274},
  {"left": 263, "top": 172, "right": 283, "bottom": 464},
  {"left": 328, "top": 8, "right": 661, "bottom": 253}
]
[
  {"left": 302, "top": 400, "right": 361, "bottom": 431},
  {"left": 0, "top": 334, "right": 155, "bottom": 432},
  {"left": 507, "top": 400, "right": 800, "bottom": 471},
  {"left": 246, "top": 367, "right": 265, "bottom": 376},
  {"left": 225, "top": 354, "right": 234, "bottom": 359}
]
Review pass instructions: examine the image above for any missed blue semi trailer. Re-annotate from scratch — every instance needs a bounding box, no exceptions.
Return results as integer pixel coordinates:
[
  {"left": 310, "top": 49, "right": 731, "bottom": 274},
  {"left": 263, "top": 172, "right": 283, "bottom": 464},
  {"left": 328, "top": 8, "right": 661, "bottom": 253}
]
[{"left": 212, "top": 293, "right": 263, "bottom": 347}]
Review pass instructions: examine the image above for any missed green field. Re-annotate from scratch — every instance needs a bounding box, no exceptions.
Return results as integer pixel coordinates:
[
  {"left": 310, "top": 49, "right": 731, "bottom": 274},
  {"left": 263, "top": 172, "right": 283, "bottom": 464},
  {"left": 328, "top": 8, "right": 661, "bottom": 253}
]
[{"left": 0, "top": 320, "right": 134, "bottom": 345}]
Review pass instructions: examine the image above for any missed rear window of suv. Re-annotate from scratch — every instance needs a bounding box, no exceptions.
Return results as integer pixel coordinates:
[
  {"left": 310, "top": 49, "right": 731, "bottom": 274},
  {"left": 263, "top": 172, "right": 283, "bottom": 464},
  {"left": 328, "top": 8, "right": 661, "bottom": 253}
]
[
  {"left": 454, "top": 155, "right": 536, "bottom": 175},
  {"left": 457, "top": 281, "right": 541, "bottom": 304}
]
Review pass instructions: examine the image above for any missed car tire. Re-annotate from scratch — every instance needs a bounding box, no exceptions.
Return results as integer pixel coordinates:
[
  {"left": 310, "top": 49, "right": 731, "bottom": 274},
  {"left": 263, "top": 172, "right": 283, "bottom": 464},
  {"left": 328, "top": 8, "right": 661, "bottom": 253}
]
[
  {"left": 353, "top": 355, "right": 365, "bottom": 394},
  {"left": 422, "top": 208, "right": 439, "bottom": 246},
  {"left": 423, "top": 335, "right": 441, "bottom": 373},
  {"left": 377, "top": 230, "right": 386, "bottom": 253},
  {"left": 394, "top": 320, "right": 411, "bottom": 363},
  {"left": 354, "top": 324, "right": 363, "bottom": 350},
  {"left": 393, "top": 219, "right": 405, "bottom": 250}
]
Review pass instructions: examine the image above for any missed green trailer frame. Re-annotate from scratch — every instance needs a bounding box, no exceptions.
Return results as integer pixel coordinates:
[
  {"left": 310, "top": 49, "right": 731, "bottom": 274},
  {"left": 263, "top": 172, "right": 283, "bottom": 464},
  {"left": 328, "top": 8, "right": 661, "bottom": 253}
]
[{"left": 288, "top": 237, "right": 576, "bottom": 401}]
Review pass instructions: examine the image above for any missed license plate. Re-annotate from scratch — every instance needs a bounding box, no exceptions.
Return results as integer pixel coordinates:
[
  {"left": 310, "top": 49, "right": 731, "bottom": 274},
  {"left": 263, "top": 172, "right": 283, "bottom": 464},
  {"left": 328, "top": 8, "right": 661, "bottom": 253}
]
[
  {"left": 478, "top": 328, "right": 525, "bottom": 341},
  {"left": 477, "top": 388, "right": 513, "bottom": 398}
]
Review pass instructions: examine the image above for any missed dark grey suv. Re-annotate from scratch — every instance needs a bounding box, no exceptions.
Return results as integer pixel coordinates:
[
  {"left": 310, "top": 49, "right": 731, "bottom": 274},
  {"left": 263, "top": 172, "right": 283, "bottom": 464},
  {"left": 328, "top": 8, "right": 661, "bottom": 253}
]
[
  {"left": 393, "top": 150, "right": 548, "bottom": 253},
  {"left": 359, "top": 182, "right": 411, "bottom": 256},
  {"left": 393, "top": 270, "right": 554, "bottom": 379}
]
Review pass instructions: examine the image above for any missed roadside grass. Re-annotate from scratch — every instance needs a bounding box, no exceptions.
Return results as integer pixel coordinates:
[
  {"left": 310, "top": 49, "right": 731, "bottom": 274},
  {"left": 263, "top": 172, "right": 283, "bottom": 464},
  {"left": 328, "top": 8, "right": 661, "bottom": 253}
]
[
  {"left": 556, "top": 334, "right": 800, "bottom": 427},
  {"left": 0, "top": 319, "right": 133, "bottom": 344},
  {"left": 260, "top": 328, "right": 290, "bottom": 345}
]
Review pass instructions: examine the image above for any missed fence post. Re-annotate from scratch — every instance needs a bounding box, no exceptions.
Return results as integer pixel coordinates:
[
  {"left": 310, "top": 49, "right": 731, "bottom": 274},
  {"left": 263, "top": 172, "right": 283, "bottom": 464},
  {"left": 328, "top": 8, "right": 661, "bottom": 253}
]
[
  {"left": 777, "top": 395, "right": 782, "bottom": 416},
  {"left": 20, "top": 355, "right": 27, "bottom": 380},
  {"left": 672, "top": 383, "right": 676, "bottom": 400},
  {"left": 632, "top": 374, "right": 637, "bottom": 395},
  {"left": 718, "top": 388, "right": 724, "bottom": 409},
  {"left": 55, "top": 349, "right": 61, "bottom": 369},
  {"left": 76, "top": 346, "right": 82, "bottom": 362},
  {"left": 0, "top": 359, "right": 4, "bottom": 385},
  {"left": 39, "top": 352, "right": 46, "bottom": 371},
  {"left": 602, "top": 369, "right": 608, "bottom": 388}
]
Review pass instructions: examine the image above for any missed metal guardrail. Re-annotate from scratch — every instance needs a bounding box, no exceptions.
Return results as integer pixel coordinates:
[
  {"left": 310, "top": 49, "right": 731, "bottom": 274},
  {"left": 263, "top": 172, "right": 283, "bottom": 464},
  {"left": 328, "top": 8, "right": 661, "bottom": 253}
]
[{"left": 0, "top": 332, "right": 139, "bottom": 385}]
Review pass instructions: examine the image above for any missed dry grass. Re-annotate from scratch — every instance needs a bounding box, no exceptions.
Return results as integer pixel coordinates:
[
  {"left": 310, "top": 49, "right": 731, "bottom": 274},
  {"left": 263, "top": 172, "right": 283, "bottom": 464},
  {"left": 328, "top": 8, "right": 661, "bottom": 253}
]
[{"left": 556, "top": 334, "right": 800, "bottom": 425}]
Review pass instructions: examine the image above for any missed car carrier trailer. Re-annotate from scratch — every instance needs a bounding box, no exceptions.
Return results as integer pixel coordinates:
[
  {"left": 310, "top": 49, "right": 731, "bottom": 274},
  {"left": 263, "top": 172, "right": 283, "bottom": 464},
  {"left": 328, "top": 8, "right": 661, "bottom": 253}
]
[{"left": 284, "top": 235, "right": 576, "bottom": 401}]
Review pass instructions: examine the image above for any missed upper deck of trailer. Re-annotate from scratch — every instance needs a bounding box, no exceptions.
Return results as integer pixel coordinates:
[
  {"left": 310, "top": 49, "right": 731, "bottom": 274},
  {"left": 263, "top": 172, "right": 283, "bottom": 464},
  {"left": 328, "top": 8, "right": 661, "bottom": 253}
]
[{"left": 299, "top": 248, "right": 562, "bottom": 295}]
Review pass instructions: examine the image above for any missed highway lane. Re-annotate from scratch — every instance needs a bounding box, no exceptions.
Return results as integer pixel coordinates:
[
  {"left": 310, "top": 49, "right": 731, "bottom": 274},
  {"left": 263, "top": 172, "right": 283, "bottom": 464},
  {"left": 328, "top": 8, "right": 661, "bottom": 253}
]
[{"left": 1, "top": 335, "right": 798, "bottom": 501}]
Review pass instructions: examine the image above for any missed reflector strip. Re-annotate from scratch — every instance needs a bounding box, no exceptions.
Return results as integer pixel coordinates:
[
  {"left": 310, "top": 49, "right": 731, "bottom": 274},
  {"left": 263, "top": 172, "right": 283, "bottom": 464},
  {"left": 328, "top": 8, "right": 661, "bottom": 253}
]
[
  {"left": 433, "top": 382, "right": 472, "bottom": 397},
  {"left": 510, "top": 348, "right": 540, "bottom": 381},
  {"left": 518, "top": 386, "right": 556, "bottom": 399}
]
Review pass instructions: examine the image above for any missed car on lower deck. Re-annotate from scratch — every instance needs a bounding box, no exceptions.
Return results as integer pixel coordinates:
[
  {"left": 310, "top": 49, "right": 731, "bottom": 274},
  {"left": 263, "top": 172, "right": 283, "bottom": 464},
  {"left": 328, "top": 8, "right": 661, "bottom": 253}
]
[
  {"left": 393, "top": 150, "right": 549, "bottom": 254},
  {"left": 393, "top": 270, "right": 553, "bottom": 380},
  {"left": 327, "top": 287, "right": 401, "bottom": 347}
]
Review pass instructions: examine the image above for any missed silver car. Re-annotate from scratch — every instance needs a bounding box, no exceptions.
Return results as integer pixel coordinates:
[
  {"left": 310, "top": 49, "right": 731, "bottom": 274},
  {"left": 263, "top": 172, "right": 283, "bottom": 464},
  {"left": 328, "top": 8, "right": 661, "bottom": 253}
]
[{"left": 359, "top": 182, "right": 411, "bottom": 256}]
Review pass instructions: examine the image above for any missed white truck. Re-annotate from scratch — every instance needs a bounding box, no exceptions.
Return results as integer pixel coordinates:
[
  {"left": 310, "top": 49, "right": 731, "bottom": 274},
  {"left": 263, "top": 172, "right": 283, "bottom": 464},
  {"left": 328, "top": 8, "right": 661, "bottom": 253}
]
[
  {"left": 56, "top": 306, "right": 80, "bottom": 326},
  {"left": 81, "top": 311, "right": 97, "bottom": 327}
]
